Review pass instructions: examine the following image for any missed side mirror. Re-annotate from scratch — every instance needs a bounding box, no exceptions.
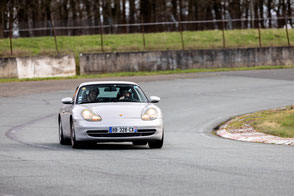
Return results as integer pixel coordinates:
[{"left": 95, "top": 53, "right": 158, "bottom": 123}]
[
  {"left": 61, "top": 97, "right": 73, "bottom": 104},
  {"left": 150, "top": 96, "right": 160, "bottom": 103}
]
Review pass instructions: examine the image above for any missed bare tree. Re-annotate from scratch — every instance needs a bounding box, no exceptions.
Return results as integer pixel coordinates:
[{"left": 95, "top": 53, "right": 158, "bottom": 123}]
[{"left": 1, "top": 0, "right": 293, "bottom": 37}]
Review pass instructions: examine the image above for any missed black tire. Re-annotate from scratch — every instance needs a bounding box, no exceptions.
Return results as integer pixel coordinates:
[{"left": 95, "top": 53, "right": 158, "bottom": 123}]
[
  {"left": 132, "top": 141, "right": 148, "bottom": 145},
  {"left": 148, "top": 131, "right": 164, "bottom": 149},
  {"left": 70, "top": 120, "right": 83, "bottom": 149},
  {"left": 59, "top": 119, "right": 69, "bottom": 145}
]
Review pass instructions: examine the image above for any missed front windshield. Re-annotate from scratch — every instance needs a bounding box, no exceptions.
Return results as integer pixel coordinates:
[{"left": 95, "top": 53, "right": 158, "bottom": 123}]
[{"left": 76, "top": 84, "right": 148, "bottom": 104}]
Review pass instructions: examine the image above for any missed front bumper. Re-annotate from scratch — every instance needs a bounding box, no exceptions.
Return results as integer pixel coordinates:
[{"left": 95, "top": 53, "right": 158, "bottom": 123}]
[{"left": 73, "top": 118, "right": 163, "bottom": 142}]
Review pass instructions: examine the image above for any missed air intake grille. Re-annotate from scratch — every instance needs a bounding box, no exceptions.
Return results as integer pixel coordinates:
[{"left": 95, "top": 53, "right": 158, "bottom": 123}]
[{"left": 87, "top": 129, "right": 156, "bottom": 137}]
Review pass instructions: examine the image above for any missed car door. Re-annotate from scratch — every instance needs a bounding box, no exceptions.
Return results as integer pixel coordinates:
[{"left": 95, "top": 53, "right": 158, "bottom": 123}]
[{"left": 61, "top": 86, "right": 78, "bottom": 137}]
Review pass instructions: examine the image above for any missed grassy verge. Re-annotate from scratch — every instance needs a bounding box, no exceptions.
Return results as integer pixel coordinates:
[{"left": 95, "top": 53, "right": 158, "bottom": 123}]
[
  {"left": 0, "top": 65, "right": 294, "bottom": 83},
  {"left": 1, "top": 29, "right": 294, "bottom": 58},
  {"left": 227, "top": 106, "right": 294, "bottom": 138}
]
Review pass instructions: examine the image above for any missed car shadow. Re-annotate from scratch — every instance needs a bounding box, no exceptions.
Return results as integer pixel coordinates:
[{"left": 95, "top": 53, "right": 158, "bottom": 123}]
[
  {"left": 36, "top": 142, "right": 150, "bottom": 150},
  {"left": 82, "top": 143, "right": 150, "bottom": 150}
]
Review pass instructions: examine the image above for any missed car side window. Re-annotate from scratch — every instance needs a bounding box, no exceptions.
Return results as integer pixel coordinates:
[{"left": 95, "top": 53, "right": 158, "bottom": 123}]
[
  {"left": 77, "top": 87, "right": 87, "bottom": 104},
  {"left": 134, "top": 86, "right": 148, "bottom": 102}
]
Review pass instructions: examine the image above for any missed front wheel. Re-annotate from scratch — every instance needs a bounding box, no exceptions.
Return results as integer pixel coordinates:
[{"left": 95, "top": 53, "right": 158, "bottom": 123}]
[
  {"left": 70, "top": 121, "right": 83, "bottom": 149},
  {"left": 148, "top": 131, "right": 164, "bottom": 149},
  {"left": 59, "top": 119, "right": 70, "bottom": 145}
]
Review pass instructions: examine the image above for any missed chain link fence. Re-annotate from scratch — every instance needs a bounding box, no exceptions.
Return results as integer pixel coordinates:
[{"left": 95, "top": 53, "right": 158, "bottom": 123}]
[{"left": 2, "top": 16, "right": 294, "bottom": 55}]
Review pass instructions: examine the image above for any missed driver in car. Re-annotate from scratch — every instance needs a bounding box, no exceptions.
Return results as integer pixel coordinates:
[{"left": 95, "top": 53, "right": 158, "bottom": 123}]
[
  {"left": 87, "top": 88, "right": 99, "bottom": 102},
  {"left": 118, "top": 90, "right": 132, "bottom": 101}
]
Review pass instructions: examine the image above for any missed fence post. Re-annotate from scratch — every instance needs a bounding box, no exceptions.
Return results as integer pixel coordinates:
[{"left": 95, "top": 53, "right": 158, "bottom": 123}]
[
  {"left": 50, "top": 14, "right": 59, "bottom": 54},
  {"left": 257, "top": 16, "right": 262, "bottom": 47},
  {"left": 8, "top": 3, "right": 13, "bottom": 56},
  {"left": 221, "top": 18, "right": 226, "bottom": 48},
  {"left": 178, "top": 14, "right": 185, "bottom": 50},
  {"left": 9, "top": 18, "right": 13, "bottom": 55},
  {"left": 285, "top": 15, "right": 290, "bottom": 46},
  {"left": 141, "top": 15, "right": 146, "bottom": 50},
  {"left": 221, "top": 1, "right": 226, "bottom": 49},
  {"left": 99, "top": 16, "right": 104, "bottom": 52}
]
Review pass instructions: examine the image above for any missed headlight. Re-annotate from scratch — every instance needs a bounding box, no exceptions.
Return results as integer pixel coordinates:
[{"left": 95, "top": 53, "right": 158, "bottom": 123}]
[
  {"left": 81, "top": 109, "right": 102, "bottom": 121},
  {"left": 141, "top": 108, "right": 158, "bottom": 120}
]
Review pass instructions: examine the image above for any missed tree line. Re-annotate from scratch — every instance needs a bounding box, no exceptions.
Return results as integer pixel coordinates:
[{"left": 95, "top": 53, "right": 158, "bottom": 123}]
[{"left": 0, "top": 0, "right": 293, "bottom": 38}]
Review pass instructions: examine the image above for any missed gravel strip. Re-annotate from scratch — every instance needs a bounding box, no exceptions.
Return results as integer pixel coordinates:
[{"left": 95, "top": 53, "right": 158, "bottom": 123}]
[{"left": 216, "top": 117, "right": 294, "bottom": 146}]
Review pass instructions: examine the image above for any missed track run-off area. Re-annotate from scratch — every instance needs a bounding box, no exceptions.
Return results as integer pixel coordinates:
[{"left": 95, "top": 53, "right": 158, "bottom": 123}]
[{"left": 1, "top": 69, "right": 294, "bottom": 196}]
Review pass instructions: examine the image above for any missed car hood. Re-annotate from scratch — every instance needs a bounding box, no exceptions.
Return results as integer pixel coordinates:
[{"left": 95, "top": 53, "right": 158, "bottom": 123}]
[{"left": 83, "top": 102, "right": 149, "bottom": 119}]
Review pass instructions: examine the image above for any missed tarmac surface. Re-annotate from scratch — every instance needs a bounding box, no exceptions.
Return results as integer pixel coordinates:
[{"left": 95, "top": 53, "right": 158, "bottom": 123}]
[{"left": 1, "top": 69, "right": 294, "bottom": 196}]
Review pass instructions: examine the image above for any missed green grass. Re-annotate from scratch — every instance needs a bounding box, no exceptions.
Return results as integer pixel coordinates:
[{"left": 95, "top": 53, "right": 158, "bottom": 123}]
[
  {"left": 1, "top": 29, "right": 294, "bottom": 58},
  {"left": 227, "top": 106, "right": 294, "bottom": 138},
  {"left": 1, "top": 65, "right": 294, "bottom": 83}
]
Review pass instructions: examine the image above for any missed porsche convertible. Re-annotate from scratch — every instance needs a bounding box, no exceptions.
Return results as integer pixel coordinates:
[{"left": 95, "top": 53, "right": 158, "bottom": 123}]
[{"left": 58, "top": 81, "right": 164, "bottom": 149}]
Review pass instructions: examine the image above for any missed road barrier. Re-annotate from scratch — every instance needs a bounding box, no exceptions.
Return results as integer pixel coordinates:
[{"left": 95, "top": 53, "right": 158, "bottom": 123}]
[
  {"left": 80, "top": 46, "right": 294, "bottom": 74},
  {"left": 0, "top": 55, "right": 76, "bottom": 79},
  {"left": 2, "top": 46, "right": 293, "bottom": 78}
]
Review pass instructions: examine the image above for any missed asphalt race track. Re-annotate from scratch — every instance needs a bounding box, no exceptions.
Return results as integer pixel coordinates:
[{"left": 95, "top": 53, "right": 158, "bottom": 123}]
[{"left": 1, "top": 69, "right": 294, "bottom": 196}]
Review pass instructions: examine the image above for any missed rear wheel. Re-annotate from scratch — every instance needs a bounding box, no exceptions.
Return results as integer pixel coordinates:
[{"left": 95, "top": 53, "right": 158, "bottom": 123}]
[
  {"left": 70, "top": 120, "right": 83, "bottom": 149},
  {"left": 132, "top": 141, "right": 147, "bottom": 145},
  {"left": 148, "top": 131, "right": 164, "bottom": 149}
]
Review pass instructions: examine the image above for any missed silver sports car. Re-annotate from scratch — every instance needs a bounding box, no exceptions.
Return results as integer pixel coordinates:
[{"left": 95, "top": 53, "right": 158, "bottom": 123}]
[{"left": 58, "top": 81, "right": 164, "bottom": 149}]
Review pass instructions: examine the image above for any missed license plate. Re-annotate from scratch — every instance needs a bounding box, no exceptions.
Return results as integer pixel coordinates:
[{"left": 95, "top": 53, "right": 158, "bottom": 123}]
[{"left": 109, "top": 127, "right": 136, "bottom": 133}]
